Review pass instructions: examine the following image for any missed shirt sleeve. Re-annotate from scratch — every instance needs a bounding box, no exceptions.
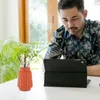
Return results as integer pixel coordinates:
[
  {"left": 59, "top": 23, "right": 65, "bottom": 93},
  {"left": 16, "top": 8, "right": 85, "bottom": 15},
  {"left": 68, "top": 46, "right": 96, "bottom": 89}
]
[
  {"left": 91, "top": 22, "right": 100, "bottom": 65},
  {"left": 44, "top": 32, "right": 62, "bottom": 59},
  {"left": 97, "top": 27, "right": 100, "bottom": 64}
]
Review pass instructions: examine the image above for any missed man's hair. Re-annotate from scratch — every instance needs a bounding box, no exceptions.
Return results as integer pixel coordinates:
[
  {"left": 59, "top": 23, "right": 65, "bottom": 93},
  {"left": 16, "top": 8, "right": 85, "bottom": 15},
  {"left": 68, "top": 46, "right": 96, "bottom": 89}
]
[{"left": 58, "top": 0, "right": 84, "bottom": 12}]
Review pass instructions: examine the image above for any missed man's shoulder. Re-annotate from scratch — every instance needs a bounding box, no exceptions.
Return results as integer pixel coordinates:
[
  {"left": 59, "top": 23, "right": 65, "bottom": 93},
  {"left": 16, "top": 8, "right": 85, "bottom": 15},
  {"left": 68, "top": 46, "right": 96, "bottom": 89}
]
[
  {"left": 53, "top": 25, "right": 65, "bottom": 38},
  {"left": 86, "top": 19, "right": 100, "bottom": 28},
  {"left": 85, "top": 19, "right": 100, "bottom": 36}
]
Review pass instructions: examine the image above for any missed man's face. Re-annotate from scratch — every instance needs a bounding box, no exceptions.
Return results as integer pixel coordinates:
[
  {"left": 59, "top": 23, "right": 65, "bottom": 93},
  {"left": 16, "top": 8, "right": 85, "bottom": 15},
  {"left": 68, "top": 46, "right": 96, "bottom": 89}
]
[{"left": 59, "top": 7, "right": 87, "bottom": 37}]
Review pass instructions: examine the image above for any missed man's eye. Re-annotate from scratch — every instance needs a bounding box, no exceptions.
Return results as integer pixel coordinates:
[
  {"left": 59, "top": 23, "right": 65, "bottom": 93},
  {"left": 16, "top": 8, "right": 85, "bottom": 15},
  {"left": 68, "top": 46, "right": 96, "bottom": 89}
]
[
  {"left": 64, "top": 20, "right": 68, "bottom": 22},
  {"left": 72, "top": 18, "right": 78, "bottom": 20}
]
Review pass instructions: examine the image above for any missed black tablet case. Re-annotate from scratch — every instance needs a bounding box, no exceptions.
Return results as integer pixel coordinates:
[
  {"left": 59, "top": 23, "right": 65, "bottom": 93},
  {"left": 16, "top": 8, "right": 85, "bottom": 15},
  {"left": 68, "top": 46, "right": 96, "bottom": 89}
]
[{"left": 44, "top": 59, "right": 87, "bottom": 88}]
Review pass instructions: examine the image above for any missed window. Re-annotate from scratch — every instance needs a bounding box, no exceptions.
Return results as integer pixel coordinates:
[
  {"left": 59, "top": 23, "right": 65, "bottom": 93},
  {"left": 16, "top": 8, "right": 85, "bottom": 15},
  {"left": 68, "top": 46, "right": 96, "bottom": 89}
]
[
  {"left": 19, "top": 0, "right": 58, "bottom": 43},
  {"left": 29, "top": 0, "right": 48, "bottom": 42}
]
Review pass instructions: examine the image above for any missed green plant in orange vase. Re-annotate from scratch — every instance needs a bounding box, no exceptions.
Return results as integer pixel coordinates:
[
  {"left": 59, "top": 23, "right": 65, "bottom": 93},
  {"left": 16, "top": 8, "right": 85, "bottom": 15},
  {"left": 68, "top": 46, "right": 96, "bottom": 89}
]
[{"left": 0, "top": 38, "right": 47, "bottom": 84}]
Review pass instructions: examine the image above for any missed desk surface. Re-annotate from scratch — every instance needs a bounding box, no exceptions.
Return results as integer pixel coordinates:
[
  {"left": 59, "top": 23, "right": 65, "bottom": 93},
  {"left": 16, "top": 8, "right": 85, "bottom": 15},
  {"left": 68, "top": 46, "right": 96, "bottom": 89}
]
[{"left": 0, "top": 70, "right": 100, "bottom": 100}]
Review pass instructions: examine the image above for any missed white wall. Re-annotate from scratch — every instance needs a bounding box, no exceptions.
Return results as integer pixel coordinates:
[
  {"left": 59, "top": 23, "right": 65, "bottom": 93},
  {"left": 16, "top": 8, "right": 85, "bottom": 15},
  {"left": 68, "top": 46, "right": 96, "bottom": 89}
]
[
  {"left": 84, "top": 0, "right": 100, "bottom": 21},
  {"left": 0, "top": 0, "right": 19, "bottom": 40},
  {"left": 0, "top": 0, "right": 4, "bottom": 40}
]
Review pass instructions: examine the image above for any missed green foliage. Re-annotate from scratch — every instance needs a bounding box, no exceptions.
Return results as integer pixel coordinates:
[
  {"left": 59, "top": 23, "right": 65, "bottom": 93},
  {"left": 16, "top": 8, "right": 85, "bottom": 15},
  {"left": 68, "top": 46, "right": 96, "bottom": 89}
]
[{"left": 0, "top": 39, "right": 47, "bottom": 84}]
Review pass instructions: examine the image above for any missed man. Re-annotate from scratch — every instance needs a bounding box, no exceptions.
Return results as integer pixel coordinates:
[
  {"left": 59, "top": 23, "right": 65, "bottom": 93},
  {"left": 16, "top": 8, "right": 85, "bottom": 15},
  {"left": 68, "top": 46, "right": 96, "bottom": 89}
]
[{"left": 45, "top": 0, "right": 100, "bottom": 76}]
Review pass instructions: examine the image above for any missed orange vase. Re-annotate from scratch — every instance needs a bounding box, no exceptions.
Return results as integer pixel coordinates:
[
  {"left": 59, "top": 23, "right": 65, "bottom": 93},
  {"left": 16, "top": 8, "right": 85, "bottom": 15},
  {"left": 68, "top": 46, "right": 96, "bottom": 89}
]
[{"left": 17, "top": 67, "right": 33, "bottom": 91}]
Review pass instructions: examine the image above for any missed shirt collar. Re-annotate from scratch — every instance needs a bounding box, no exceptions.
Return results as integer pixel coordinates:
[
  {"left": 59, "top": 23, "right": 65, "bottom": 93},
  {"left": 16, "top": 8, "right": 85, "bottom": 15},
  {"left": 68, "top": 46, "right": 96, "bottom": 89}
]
[{"left": 64, "top": 31, "right": 71, "bottom": 39}]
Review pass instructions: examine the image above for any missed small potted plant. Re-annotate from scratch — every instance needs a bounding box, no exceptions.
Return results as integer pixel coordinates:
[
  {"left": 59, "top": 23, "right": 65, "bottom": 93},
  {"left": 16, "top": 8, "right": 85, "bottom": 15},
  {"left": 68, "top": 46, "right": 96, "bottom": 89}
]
[
  {"left": 16, "top": 42, "right": 46, "bottom": 91},
  {"left": 0, "top": 38, "right": 47, "bottom": 87}
]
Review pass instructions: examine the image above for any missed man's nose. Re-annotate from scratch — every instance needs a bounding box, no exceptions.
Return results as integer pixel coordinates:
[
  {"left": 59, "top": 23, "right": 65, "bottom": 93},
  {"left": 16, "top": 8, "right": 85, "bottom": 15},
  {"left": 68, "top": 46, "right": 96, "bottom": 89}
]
[{"left": 68, "top": 20, "right": 74, "bottom": 28}]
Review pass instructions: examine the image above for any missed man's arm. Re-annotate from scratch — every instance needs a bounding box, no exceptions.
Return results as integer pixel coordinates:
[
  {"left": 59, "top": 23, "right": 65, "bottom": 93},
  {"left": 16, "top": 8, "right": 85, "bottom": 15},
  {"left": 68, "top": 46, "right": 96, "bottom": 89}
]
[
  {"left": 87, "top": 64, "right": 100, "bottom": 76},
  {"left": 44, "top": 32, "right": 62, "bottom": 59},
  {"left": 87, "top": 21, "right": 100, "bottom": 76}
]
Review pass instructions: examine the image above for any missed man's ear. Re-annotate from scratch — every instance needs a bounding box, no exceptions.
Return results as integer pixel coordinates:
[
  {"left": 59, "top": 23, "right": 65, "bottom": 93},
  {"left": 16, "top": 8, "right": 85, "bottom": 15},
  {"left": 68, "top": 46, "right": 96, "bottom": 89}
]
[{"left": 83, "top": 10, "right": 88, "bottom": 18}]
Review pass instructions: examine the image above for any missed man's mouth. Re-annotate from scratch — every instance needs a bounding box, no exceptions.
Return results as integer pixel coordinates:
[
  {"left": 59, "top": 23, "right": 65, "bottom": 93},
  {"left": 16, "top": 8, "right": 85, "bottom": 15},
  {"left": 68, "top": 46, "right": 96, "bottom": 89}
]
[{"left": 68, "top": 27, "right": 77, "bottom": 31}]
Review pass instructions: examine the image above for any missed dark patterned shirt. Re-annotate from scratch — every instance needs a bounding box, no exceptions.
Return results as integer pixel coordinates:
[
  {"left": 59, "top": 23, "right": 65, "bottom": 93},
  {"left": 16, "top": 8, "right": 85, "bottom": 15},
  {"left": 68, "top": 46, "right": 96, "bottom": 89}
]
[{"left": 45, "top": 19, "right": 100, "bottom": 66}]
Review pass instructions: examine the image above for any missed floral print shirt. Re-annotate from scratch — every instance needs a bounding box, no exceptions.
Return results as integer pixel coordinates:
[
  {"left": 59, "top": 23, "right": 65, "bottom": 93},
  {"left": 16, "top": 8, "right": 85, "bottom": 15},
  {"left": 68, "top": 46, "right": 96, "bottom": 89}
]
[{"left": 45, "top": 19, "right": 100, "bottom": 65}]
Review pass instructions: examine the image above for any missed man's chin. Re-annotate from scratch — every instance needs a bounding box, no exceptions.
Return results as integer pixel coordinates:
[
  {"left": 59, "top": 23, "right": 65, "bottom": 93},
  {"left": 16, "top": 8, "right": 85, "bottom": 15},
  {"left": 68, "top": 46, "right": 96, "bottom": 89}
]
[{"left": 69, "top": 32, "right": 75, "bottom": 35}]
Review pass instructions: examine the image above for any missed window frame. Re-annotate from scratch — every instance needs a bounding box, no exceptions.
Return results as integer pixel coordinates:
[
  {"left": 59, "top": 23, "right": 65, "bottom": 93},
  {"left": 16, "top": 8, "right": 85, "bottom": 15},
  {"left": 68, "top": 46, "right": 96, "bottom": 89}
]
[{"left": 18, "top": 0, "right": 58, "bottom": 43}]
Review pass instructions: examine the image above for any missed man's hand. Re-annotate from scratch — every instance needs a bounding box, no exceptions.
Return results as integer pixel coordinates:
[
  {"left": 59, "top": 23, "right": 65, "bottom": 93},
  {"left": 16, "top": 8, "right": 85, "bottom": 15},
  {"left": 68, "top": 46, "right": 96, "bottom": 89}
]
[{"left": 87, "top": 64, "right": 100, "bottom": 76}]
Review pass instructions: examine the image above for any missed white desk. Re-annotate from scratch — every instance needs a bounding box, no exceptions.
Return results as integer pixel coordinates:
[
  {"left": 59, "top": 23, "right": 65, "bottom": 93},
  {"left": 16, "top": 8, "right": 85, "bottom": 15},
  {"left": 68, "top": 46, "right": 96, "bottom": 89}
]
[{"left": 0, "top": 70, "right": 100, "bottom": 100}]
